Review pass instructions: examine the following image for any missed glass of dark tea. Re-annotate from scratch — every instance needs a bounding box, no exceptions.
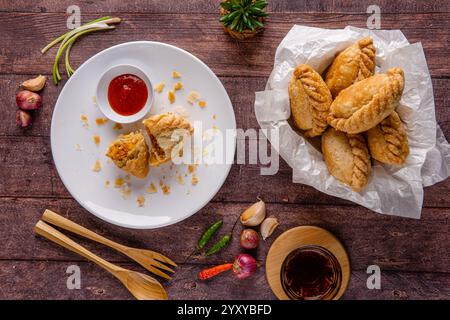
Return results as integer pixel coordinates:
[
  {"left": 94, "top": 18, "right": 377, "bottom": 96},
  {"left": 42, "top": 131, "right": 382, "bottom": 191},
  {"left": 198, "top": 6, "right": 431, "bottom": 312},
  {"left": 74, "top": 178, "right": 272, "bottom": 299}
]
[{"left": 280, "top": 245, "right": 342, "bottom": 300}]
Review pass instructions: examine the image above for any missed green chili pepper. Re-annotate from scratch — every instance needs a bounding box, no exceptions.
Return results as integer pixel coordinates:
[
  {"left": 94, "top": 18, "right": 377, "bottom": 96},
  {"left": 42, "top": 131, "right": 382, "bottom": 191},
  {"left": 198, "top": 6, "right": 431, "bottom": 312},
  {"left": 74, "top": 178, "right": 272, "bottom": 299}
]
[
  {"left": 197, "top": 220, "right": 223, "bottom": 250},
  {"left": 205, "top": 234, "right": 231, "bottom": 256}
]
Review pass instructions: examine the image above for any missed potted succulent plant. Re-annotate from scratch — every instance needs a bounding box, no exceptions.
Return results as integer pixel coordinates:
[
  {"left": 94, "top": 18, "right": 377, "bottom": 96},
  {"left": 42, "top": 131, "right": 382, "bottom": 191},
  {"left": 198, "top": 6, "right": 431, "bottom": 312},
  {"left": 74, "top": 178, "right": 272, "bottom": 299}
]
[{"left": 219, "top": 0, "right": 268, "bottom": 40}]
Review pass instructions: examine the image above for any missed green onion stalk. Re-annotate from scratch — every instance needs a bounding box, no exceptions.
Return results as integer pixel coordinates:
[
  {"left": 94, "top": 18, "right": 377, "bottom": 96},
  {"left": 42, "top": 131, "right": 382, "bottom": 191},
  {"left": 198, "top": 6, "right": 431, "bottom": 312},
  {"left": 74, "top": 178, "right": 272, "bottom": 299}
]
[{"left": 41, "top": 16, "right": 121, "bottom": 85}]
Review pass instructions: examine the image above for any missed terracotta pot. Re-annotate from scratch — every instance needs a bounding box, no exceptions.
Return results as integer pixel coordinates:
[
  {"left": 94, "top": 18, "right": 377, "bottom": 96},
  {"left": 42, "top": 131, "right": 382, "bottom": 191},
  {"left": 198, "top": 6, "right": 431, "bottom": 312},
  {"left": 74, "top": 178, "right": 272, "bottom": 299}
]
[{"left": 219, "top": 6, "right": 265, "bottom": 40}]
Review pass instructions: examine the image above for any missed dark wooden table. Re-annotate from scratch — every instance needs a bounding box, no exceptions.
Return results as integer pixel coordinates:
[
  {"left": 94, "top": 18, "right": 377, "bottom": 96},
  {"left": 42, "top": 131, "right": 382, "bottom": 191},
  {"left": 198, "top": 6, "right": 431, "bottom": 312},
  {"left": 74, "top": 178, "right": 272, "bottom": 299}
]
[{"left": 0, "top": 0, "right": 449, "bottom": 300}]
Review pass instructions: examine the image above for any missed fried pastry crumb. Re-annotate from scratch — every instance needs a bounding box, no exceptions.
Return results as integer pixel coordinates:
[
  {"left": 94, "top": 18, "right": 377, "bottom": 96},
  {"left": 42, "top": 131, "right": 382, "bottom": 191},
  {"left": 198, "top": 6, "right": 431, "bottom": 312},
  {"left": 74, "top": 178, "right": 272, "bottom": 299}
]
[
  {"left": 188, "top": 164, "right": 197, "bottom": 174},
  {"left": 168, "top": 90, "right": 175, "bottom": 104},
  {"left": 113, "top": 123, "right": 123, "bottom": 130},
  {"left": 155, "top": 82, "right": 165, "bottom": 93},
  {"left": 80, "top": 114, "right": 89, "bottom": 128},
  {"left": 75, "top": 143, "right": 81, "bottom": 151},
  {"left": 212, "top": 114, "right": 216, "bottom": 120},
  {"left": 120, "top": 183, "right": 132, "bottom": 199},
  {"left": 114, "top": 177, "right": 131, "bottom": 199},
  {"left": 173, "top": 82, "right": 183, "bottom": 91},
  {"left": 198, "top": 100, "right": 206, "bottom": 107},
  {"left": 114, "top": 177, "right": 124, "bottom": 187},
  {"left": 186, "top": 91, "right": 201, "bottom": 104},
  {"left": 95, "top": 118, "right": 109, "bottom": 126},
  {"left": 176, "top": 174, "right": 185, "bottom": 185},
  {"left": 92, "top": 96, "right": 97, "bottom": 104},
  {"left": 137, "top": 195, "right": 145, "bottom": 207},
  {"left": 172, "top": 71, "right": 181, "bottom": 78},
  {"left": 191, "top": 174, "right": 199, "bottom": 185},
  {"left": 93, "top": 135, "right": 101, "bottom": 146},
  {"left": 92, "top": 160, "right": 101, "bottom": 172},
  {"left": 159, "top": 180, "right": 171, "bottom": 195},
  {"left": 105, "top": 180, "right": 110, "bottom": 187},
  {"left": 146, "top": 182, "right": 157, "bottom": 194}
]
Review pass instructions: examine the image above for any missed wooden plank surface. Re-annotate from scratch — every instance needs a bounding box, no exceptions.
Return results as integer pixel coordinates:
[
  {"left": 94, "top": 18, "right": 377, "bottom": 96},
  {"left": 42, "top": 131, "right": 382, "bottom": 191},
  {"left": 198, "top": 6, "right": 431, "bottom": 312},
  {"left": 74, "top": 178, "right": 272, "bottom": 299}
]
[
  {"left": 0, "top": 0, "right": 448, "bottom": 300},
  {"left": 1, "top": 198, "right": 449, "bottom": 273},
  {"left": 1, "top": 0, "right": 449, "bottom": 13},
  {"left": 1, "top": 136, "right": 450, "bottom": 208},
  {"left": 1, "top": 75, "right": 449, "bottom": 136},
  {"left": 1, "top": 261, "right": 449, "bottom": 300},
  {"left": 0, "top": 74, "right": 448, "bottom": 206},
  {"left": 0, "top": 13, "right": 449, "bottom": 77}
]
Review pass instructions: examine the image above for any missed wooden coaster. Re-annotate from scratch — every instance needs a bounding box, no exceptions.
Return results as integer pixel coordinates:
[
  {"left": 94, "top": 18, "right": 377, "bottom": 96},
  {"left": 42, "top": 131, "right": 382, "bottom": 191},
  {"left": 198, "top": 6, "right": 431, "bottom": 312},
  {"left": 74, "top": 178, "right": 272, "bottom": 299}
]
[{"left": 266, "top": 226, "right": 350, "bottom": 300}]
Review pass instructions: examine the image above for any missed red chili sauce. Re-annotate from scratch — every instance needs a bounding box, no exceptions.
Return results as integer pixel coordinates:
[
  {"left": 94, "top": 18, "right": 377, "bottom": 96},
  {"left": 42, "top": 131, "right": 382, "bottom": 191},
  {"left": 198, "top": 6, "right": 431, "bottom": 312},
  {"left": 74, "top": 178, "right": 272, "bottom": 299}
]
[{"left": 108, "top": 74, "right": 148, "bottom": 116}]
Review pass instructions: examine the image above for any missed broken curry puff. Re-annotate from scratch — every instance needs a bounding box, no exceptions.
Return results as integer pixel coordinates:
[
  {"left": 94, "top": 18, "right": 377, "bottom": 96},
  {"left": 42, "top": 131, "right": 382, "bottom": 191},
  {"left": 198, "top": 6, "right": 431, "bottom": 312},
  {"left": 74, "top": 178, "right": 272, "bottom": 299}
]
[
  {"left": 106, "top": 131, "right": 149, "bottom": 178},
  {"left": 143, "top": 112, "right": 193, "bottom": 166}
]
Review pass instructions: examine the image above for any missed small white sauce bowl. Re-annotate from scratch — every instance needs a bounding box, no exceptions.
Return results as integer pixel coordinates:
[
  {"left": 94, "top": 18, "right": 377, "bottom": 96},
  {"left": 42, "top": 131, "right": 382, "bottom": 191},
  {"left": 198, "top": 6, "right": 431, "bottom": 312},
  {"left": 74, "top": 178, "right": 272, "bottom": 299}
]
[{"left": 96, "top": 64, "right": 153, "bottom": 124}]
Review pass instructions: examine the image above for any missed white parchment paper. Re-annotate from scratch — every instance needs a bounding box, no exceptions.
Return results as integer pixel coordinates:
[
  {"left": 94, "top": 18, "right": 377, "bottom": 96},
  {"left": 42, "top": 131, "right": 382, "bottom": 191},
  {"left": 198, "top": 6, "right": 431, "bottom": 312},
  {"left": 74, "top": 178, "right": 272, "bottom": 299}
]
[{"left": 254, "top": 25, "right": 450, "bottom": 218}]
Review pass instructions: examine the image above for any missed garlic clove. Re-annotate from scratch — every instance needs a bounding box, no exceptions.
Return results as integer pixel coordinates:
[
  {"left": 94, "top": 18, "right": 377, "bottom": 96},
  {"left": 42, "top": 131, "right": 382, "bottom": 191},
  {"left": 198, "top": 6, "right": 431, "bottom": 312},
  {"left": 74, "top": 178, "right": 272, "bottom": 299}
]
[
  {"left": 21, "top": 75, "right": 47, "bottom": 92},
  {"left": 240, "top": 200, "right": 266, "bottom": 226},
  {"left": 260, "top": 217, "right": 279, "bottom": 240}
]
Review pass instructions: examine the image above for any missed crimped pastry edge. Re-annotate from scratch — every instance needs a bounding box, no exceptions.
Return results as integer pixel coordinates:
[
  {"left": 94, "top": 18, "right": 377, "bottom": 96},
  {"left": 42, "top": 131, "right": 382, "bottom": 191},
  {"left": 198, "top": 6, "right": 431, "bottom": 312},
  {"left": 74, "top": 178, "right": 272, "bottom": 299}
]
[
  {"left": 289, "top": 64, "right": 332, "bottom": 137},
  {"left": 325, "top": 37, "right": 376, "bottom": 98},
  {"left": 327, "top": 68, "right": 405, "bottom": 134},
  {"left": 367, "top": 111, "right": 409, "bottom": 164}
]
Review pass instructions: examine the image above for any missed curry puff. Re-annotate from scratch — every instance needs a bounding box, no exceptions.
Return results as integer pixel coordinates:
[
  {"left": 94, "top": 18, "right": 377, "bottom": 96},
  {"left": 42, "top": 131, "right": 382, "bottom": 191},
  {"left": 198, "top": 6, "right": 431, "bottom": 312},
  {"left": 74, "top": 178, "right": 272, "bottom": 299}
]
[
  {"left": 325, "top": 37, "right": 376, "bottom": 98},
  {"left": 322, "top": 128, "right": 371, "bottom": 192},
  {"left": 367, "top": 111, "right": 409, "bottom": 165},
  {"left": 288, "top": 64, "right": 332, "bottom": 137},
  {"left": 106, "top": 131, "right": 149, "bottom": 178},
  {"left": 327, "top": 68, "right": 405, "bottom": 134},
  {"left": 143, "top": 112, "right": 193, "bottom": 166}
]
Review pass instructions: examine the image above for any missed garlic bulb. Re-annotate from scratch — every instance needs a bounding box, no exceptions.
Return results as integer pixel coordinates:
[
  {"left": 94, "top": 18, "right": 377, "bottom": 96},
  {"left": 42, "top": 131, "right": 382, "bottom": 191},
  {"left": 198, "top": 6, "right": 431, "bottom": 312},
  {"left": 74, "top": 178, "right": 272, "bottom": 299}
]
[
  {"left": 240, "top": 200, "right": 266, "bottom": 226},
  {"left": 260, "top": 217, "right": 279, "bottom": 240}
]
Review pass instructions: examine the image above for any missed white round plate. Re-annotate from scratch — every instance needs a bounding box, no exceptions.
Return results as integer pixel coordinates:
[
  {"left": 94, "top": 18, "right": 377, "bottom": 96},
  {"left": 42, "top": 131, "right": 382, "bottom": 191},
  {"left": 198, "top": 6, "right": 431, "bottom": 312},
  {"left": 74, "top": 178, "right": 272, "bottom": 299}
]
[{"left": 51, "top": 41, "right": 236, "bottom": 229}]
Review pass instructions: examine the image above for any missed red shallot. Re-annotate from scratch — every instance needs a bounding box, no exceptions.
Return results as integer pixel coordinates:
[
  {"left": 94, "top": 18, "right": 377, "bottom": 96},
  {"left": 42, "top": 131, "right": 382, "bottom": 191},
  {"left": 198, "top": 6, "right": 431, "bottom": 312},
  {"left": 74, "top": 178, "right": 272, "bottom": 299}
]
[
  {"left": 16, "top": 110, "right": 32, "bottom": 128},
  {"left": 232, "top": 254, "right": 257, "bottom": 279},
  {"left": 240, "top": 229, "right": 259, "bottom": 250},
  {"left": 16, "top": 90, "right": 42, "bottom": 110}
]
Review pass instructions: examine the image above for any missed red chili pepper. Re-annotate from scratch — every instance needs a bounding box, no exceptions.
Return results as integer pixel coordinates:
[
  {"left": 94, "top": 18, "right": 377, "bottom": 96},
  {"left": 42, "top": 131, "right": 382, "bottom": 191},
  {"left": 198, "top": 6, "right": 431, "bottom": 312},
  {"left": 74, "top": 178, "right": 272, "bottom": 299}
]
[{"left": 198, "top": 263, "right": 233, "bottom": 280}]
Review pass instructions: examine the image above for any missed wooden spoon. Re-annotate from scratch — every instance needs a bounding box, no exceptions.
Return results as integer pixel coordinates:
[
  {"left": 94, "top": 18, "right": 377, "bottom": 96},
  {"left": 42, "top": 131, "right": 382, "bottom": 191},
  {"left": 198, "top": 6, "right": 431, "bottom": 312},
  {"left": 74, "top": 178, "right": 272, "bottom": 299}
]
[
  {"left": 34, "top": 220, "right": 168, "bottom": 300},
  {"left": 42, "top": 209, "right": 176, "bottom": 280}
]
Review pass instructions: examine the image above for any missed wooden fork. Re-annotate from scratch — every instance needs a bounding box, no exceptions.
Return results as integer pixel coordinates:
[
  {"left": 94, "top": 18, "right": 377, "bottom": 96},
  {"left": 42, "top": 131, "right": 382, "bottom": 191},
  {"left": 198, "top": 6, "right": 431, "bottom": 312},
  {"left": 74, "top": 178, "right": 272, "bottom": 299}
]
[
  {"left": 42, "top": 209, "right": 176, "bottom": 280},
  {"left": 34, "top": 220, "right": 168, "bottom": 300}
]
